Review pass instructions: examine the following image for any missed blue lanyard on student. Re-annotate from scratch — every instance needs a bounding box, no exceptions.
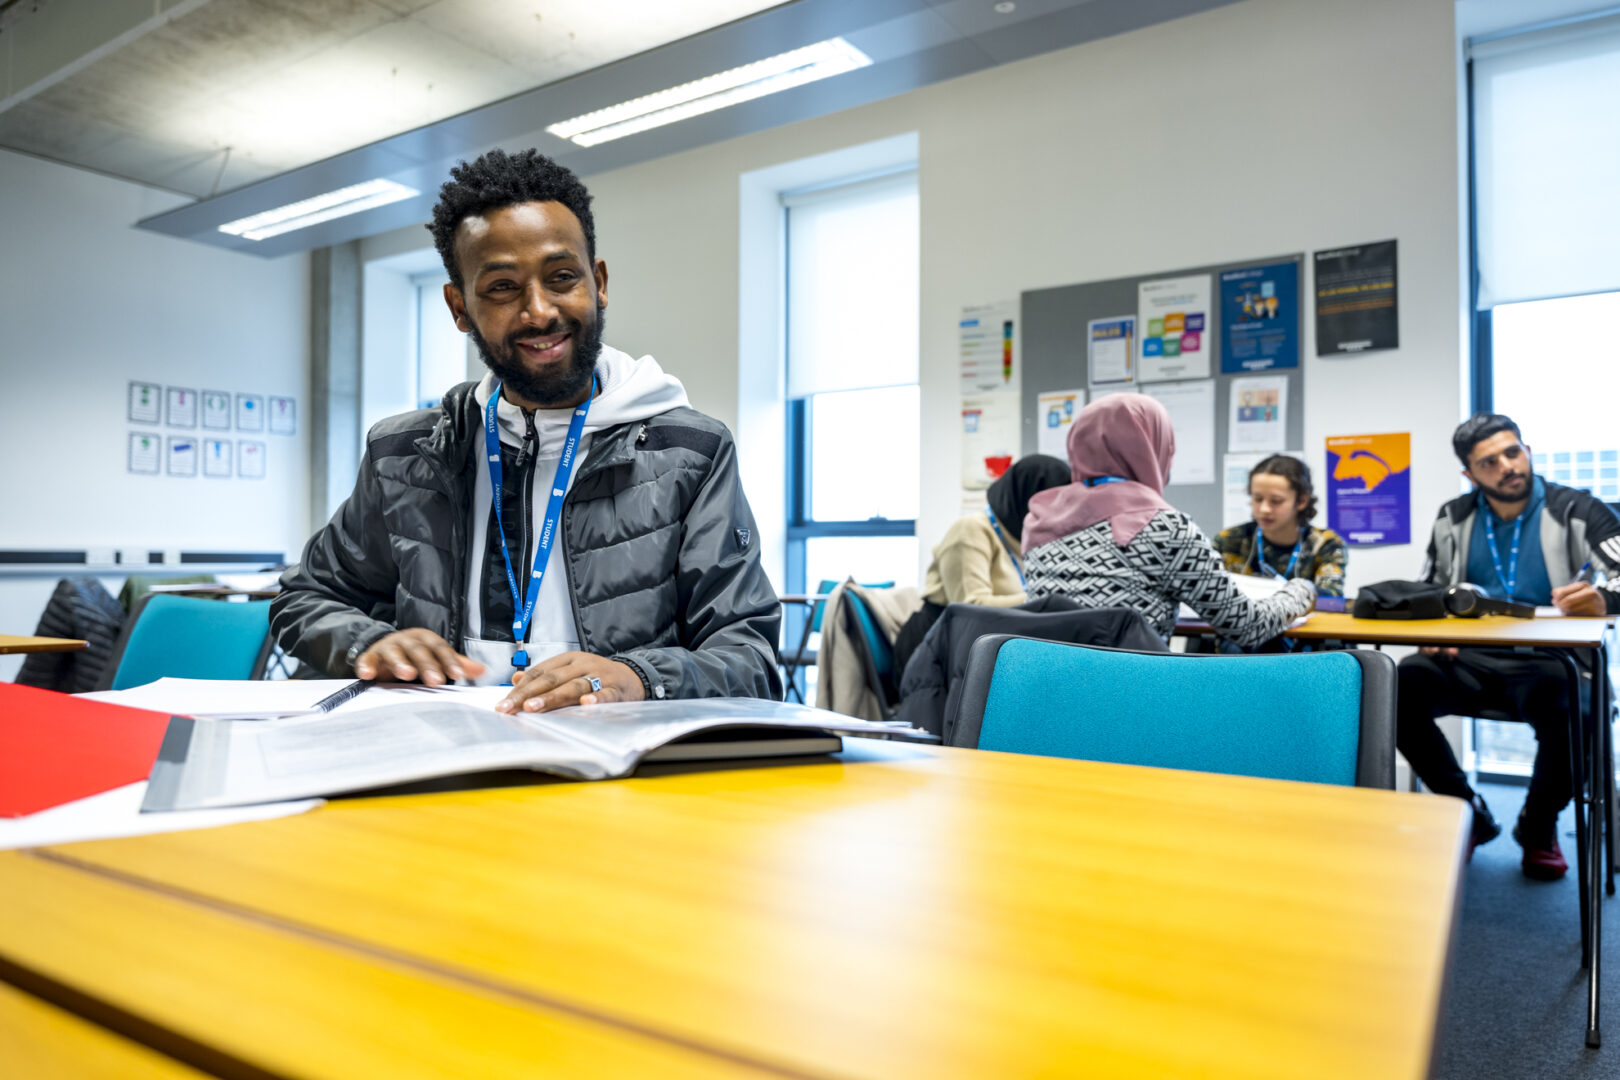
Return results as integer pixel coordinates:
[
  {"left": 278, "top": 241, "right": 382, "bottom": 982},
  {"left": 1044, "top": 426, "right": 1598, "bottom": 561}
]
[
  {"left": 1084, "top": 476, "right": 1127, "bottom": 487},
  {"left": 985, "top": 507, "right": 1025, "bottom": 587},
  {"left": 484, "top": 375, "right": 595, "bottom": 670},
  {"left": 1253, "top": 526, "right": 1303, "bottom": 581},
  {"left": 1482, "top": 502, "right": 1524, "bottom": 600}
]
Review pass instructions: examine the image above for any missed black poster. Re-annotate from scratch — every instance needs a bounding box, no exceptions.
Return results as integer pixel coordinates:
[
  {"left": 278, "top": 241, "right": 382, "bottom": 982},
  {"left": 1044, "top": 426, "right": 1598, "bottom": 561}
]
[{"left": 1314, "top": 240, "right": 1398, "bottom": 356}]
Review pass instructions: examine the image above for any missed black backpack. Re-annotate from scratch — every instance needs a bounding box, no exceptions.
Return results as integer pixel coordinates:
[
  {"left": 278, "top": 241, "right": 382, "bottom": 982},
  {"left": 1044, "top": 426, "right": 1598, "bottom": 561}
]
[{"left": 1352, "top": 580, "right": 1448, "bottom": 620}]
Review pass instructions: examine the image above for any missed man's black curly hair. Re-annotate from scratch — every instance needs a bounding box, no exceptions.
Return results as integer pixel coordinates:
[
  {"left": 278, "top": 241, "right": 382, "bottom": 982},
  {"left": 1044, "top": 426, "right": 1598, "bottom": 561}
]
[{"left": 428, "top": 148, "right": 596, "bottom": 288}]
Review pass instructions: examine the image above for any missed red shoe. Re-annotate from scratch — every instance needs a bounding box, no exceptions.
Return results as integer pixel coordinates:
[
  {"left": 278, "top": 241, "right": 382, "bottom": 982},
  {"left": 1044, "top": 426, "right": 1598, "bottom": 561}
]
[{"left": 1513, "top": 814, "right": 1569, "bottom": 881}]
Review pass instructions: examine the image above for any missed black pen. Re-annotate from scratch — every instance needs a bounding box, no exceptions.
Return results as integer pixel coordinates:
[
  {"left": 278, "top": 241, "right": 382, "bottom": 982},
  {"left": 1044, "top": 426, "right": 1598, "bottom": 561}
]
[{"left": 313, "top": 680, "right": 370, "bottom": 714}]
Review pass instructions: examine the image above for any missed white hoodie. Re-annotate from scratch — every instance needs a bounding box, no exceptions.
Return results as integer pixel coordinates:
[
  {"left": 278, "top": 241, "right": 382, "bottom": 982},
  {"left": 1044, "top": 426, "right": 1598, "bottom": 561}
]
[{"left": 464, "top": 345, "right": 689, "bottom": 684}]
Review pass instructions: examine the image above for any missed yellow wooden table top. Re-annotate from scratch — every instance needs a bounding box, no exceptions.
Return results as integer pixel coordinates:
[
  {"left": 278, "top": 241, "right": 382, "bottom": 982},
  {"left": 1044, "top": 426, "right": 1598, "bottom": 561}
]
[
  {"left": 0, "top": 980, "right": 213, "bottom": 1080},
  {"left": 1286, "top": 611, "right": 1609, "bottom": 647},
  {"left": 0, "top": 634, "right": 88, "bottom": 655},
  {"left": 0, "top": 740, "right": 1470, "bottom": 1080}
]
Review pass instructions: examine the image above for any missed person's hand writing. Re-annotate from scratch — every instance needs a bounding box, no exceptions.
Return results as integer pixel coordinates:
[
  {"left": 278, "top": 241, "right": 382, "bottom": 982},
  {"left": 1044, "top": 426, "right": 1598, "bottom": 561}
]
[
  {"left": 354, "top": 629, "right": 484, "bottom": 686},
  {"left": 1420, "top": 646, "right": 1460, "bottom": 658},
  {"left": 1552, "top": 581, "right": 1606, "bottom": 616},
  {"left": 496, "top": 651, "right": 645, "bottom": 714}
]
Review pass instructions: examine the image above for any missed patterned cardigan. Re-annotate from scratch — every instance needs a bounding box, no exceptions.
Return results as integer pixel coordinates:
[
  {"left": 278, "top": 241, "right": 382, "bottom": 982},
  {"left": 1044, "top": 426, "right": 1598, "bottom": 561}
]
[{"left": 1024, "top": 509, "right": 1315, "bottom": 647}]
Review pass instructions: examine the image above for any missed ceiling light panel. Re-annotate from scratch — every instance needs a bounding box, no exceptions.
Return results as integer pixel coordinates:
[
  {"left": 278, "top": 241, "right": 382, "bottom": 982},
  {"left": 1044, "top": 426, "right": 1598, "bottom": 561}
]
[
  {"left": 547, "top": 37, "right": 872, "bottom": 147},
  {"left": 217, "top": 179, "right": 419, "bottom": 241}
]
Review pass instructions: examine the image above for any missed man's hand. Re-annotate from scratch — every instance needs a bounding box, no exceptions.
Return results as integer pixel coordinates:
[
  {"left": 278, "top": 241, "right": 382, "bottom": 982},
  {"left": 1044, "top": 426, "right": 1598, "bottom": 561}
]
[
  {"left": 496, "top": 651, "right": 646, "bottom": 714},
  {"left": 1553, "top": 582, "right": 1607, "bottom": 616},
  {"left": 354, "top": 629, "right": 485, "bottom": 686},
  {"left": 1420, "top": 647, "right": 1460, "bottom": 658}
]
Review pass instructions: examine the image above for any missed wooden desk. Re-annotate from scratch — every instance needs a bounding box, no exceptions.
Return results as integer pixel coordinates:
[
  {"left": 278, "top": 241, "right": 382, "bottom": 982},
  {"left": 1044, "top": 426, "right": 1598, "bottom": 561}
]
[
  {"left": 0, "top": 741, "right": 1469, "bottom": 1080},
  {"left": 0, "top": 634, "right": 88, "bottom": 655},
  {"left": 1286, "top": 611, "right": 1610, "bottom": 649},
  {"left": 1179, "top": 610, "right": 1612, "bottom": 1045},
  {"left": 0, "top": 981, "right": 212, "bottom": 1079}
]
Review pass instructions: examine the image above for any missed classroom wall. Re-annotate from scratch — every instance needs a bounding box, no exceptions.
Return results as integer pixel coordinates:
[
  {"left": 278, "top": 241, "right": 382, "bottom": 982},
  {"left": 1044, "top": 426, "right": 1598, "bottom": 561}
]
[
  {"left": 586, "top": 0, "right": 1464, "bottom": 591},
  {"left": 0, "top": 148, "right": 311, "bottom": 665}
]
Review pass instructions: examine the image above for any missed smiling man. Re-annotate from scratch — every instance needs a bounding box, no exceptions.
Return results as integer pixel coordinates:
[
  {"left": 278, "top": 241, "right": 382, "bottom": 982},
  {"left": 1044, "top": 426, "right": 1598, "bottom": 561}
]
[
  {"left": 1400, "top": 413, "right": 1620, "bottom": 878},
  {"left": 272, "top": 148, "right": 782, "bottom": 711}
]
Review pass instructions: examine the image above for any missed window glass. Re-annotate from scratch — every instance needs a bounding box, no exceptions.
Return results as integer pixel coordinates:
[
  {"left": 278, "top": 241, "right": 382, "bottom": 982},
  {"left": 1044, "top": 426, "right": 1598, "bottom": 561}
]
[
  {"left": 808, "top": 385, "right": 919, "bottom": 522},
  {"left": 417, "top": 281, "right": 467, "bottom": 408},
  {"left": 1493, "top": 291, "right": 1620, "bottom": 502},
  {"left": 804, "top": 536, "right": 920, "bottom": 592}
]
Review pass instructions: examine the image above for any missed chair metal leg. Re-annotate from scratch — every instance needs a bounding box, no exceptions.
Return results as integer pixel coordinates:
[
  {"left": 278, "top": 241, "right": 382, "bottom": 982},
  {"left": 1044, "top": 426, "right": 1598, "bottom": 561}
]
[{"left": 1587, "top": 644, "right": 1607, "bottom": 1047}]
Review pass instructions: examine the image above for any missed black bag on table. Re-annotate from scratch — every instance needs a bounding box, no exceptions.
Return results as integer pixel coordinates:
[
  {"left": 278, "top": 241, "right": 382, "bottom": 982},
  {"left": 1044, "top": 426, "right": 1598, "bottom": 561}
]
[{"left": 1351, "top": 580, "right": 1448, "bottom": 620}]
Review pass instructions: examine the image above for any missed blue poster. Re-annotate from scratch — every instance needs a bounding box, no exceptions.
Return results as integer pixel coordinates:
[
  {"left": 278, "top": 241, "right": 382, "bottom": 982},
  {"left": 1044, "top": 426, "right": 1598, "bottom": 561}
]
[
  {"left": 1325, "top": 433, "right": 1411, "bottom": 545},
  {"left": 1220, "top": 261, "right": 1299, "bottom": 373}
]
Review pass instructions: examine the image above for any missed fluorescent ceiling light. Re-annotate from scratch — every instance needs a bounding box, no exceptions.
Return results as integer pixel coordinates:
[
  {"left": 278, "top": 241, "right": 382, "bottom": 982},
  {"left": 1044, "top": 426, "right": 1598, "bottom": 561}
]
[
  {"left": 217, "top": 178, "right": 419, "bottom": 242},
  {"left": 547, "top": 37, "right": 871, "bottom": 148}
]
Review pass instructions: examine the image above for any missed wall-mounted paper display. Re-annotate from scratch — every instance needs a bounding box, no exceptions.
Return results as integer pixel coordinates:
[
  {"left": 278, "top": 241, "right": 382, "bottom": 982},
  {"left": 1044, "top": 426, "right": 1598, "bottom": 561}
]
[
  {"left": 236, "top": 393, "right": 264, "bottom": 432},
  {"left": 1141, "top": 379, "right": 1216, "bottom": 485},
  {"left": 128, "top": 432, "right": 160, "bottom": 475},
  {"left": 1036, "top": 389, "right": 1085, "bottom": 458},
  {"left": 1137, "top": 275, "right": 1211, "bottom": 382},
  {"left": 1219, "top": 261, "right": 1299, "bottom": 373},
  {"left": 1087, "top": 316, "right": 1135, "bottom": 385},
  {"left": 268, "top": 396, "right": 297, "bottom": 435},
  {"left": 165, "top": 436, "right": 198, "bottom": 477},
  {"left": 238, "top": 440, "right": 266, "bottom": 479},
  {"left": 201, "top": 390, "right": 232, "bottom": 430},
  {"left": 1315, "top": 240, "right": 1398, "bottom": 355},
  {"left": 960, "top": 394, "right": 1020, "bottom": 489},
  {"left": 202, "top": 438, "right": 233, "bottom": 478},
  {"left": 1227, "top": 374, "right": 1288, "bottom": 453},
  {"left": 128, "top": 381, "right": 161, "bottom": 424},
  {"left": 959, "top": 301, "right": 1018, "bottom": 395},
  {"left": 165, "top": 387, "right": 197, "bottom": 429},
  {"left": 1326, "top": 432, "right": 1410, "bottom": 544}
]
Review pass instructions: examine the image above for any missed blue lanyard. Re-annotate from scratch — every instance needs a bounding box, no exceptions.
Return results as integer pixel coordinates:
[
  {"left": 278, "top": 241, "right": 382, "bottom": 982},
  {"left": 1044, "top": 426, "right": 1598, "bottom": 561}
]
[
  {"left": 1482, "top": 503, "right": 1524, "bottom": 600},
  {"left": 1084, "top": 476, "right": 1127, "bottom": 487},
  {"left": 985, "top": 507, "right": 1025, "bottom": 587},
  {"left": 484, "top": 376, "right": 595, "bottom": 670},
  {"left": 1253, "top": 526, "right": 1303, "bottom": 581}
]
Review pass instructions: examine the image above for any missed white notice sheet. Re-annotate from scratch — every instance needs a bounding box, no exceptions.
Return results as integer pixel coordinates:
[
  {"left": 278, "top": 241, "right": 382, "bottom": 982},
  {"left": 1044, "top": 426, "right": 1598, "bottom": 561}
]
[
  {"left": 1228, "top": 374, "right": 1288, "bottom": 453},
  {"left": 1137, "top": 275, "right": 1212, "bottom": 382},
  {"left": 1036, "top": 389, "right": 1085, "bottom": 458},
  {"left": 1142, "top": 379, "right": 1216, "bottom": 485}
]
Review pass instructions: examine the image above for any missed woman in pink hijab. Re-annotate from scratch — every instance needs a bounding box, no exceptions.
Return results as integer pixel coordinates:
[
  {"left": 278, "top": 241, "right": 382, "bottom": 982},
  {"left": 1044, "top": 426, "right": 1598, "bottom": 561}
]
[{"left": 1021, "top": 393, "right": 1313, "bottom": 646}]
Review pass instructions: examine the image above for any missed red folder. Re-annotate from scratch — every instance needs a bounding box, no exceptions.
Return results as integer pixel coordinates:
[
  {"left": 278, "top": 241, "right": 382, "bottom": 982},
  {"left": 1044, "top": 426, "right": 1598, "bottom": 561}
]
[{"left": 0, "top": 683, "right": 175, "bottom": 817}]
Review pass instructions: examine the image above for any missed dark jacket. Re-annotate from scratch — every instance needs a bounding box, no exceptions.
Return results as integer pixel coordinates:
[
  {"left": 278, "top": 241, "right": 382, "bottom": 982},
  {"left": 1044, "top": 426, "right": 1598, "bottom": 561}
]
[
  {"left": 1422, "top": 480, "right": 1620, "bottom": 614},
  {"left": 272, "top": 382, "right": 782, "bottom": 700},
  {"left": 15, "top": 577, "right": 126, "bottom": 693},
  {"left": 895, "top": 600, "right": 1166, "bottom": 740}
]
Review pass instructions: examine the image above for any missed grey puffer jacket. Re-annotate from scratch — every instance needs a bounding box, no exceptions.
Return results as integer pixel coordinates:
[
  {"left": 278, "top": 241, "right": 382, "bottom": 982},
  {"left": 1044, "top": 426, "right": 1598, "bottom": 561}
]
[{"left": 271, "top": 381, "right": 782, "bottom": 700}]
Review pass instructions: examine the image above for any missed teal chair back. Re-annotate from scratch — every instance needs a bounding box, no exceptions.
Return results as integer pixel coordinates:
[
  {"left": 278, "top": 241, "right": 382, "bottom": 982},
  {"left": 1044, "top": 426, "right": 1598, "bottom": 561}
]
[
  {"left": 951, "top": 636, "right": 1396, "bottom": 788},
  {"left": 810, "top": 578, "right": 892, "bottom": 633},
  {"left": 104, "top": 595, "right": 274, "bottom": 690}
]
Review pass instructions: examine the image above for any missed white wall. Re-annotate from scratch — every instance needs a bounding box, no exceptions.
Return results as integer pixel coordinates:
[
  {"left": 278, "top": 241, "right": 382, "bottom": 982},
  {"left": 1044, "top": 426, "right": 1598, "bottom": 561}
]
[
  {"left": 585, "top": 0, "right": 1464, "bottom": 592},
  {"left": 0, "top": 148, "right": 311, "bottom": 667}
]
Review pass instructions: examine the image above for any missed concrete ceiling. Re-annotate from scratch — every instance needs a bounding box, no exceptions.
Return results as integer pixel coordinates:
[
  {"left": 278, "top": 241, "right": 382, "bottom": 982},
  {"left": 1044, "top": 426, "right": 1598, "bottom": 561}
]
[
  {"left": 0, "top": 0, "right": 1242, "bottom": 256},
  {"left": 0, "top": 0, "right": 785, "bottom": 195}
]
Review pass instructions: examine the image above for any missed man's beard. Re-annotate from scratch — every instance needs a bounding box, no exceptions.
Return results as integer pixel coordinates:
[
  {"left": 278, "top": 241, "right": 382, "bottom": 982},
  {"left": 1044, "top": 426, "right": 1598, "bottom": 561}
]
[
  {"left": 470, "top": 303, "right": 605, "bottom": 407},
  {"left": 1476, "top": 469, "right": 1532, "bottom": 504}
]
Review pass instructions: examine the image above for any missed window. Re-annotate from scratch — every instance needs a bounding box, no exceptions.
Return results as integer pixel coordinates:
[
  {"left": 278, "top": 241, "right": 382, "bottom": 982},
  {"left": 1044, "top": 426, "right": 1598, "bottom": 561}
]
[
  {"left": 415, "top": 276, "right": 467, "bottom": 409},
  {"left": 782, "top": 170, "right": 920, "bottom": 603},
  {"left": 1468, "top": 12, "right": 1620, "bottom": 778}
]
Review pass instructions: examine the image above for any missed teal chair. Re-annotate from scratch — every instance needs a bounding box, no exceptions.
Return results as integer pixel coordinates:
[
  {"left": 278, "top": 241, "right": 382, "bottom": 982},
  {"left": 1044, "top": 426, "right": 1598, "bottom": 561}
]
[
  {"left": 99, "top": 594, "right": 274, "bottom": 690},
  {"left": 950, "top": 635, "right": 1396, "bottom": 788},
  {"left": 840, "top": 587, "right": 898, "bottom": 720}
]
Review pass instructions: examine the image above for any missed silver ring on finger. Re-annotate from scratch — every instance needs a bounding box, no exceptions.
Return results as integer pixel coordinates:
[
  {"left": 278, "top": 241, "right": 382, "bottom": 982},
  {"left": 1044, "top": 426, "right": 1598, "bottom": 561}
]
[{"left": 587, "top": 676, "right": 602, "bottom": 693}]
